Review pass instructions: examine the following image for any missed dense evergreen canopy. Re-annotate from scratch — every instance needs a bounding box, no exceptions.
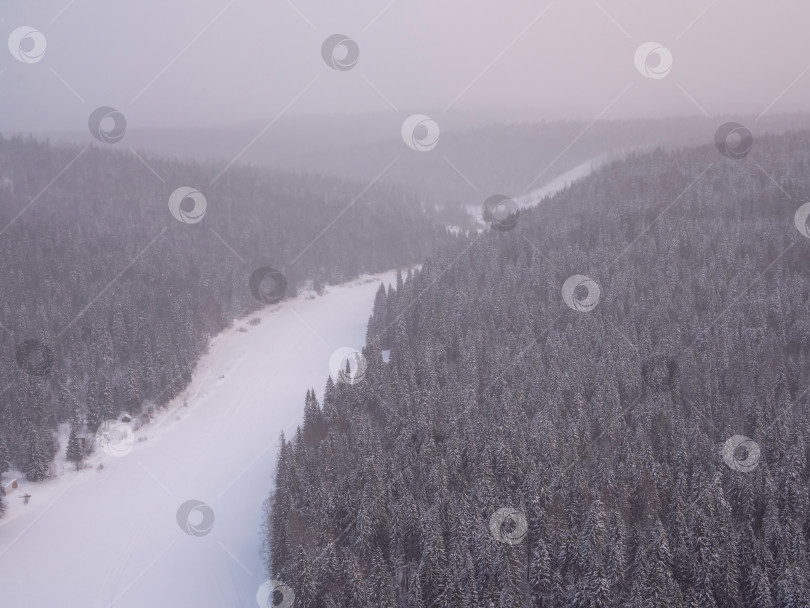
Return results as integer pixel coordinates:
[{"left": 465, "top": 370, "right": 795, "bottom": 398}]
[{"left": 267, "top": 131, "right": 810, "bottom": 607}]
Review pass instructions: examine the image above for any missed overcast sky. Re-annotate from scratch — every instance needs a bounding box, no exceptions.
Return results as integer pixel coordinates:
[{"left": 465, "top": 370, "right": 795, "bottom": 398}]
[{"left": 1, "top": 0, "right": 808, "bottom": 133}]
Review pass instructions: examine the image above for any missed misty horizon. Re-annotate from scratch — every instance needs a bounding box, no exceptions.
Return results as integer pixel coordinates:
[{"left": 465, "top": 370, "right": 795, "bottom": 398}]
[{"left": 1, "top": 0, "right": 809, "bottom": 133}]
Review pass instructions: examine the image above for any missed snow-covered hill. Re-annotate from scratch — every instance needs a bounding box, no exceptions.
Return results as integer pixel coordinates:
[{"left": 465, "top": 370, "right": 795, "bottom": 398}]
[{"left": 0, "top": 271, "right": 399, "bottom": 607}]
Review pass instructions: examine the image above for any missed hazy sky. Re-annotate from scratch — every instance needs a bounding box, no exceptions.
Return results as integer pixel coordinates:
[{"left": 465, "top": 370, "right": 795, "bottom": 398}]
[{"left": 1, "top": 0, "right": 809, "bottom": 132}]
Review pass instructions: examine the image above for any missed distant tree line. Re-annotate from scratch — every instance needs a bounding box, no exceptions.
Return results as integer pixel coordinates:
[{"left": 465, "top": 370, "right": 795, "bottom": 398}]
[
  {"left": 266, "top": 132, "right": 810, "bottom": 607},
  {"left": 281, "top": 114, "right": 810, "bottom": 219},
  {"left": 0, "top": 135, "right": 447, "bottom": 496}
]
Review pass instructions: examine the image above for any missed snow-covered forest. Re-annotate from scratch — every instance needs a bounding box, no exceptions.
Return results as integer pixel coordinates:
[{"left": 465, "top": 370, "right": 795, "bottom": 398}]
[
  {"left": 267, "top": 132, "right": 810, "bottom": 607},
  {"left": 0, "top": 135, "right": 447, "bottom": 496},
  {"left": 4, "top": 1, "right": 810, "bottom": 607}
]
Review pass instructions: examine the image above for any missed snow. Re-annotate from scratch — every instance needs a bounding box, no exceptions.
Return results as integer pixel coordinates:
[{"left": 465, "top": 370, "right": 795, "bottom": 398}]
[
  {"left": 461, "top": 154, "right": 610, "bottom": 228},
  {"left": 512, "top": 154, "right": 612, "bottom": 206},
  {"left": 0, "top": 270, "right": 400, "bottom": 608}
]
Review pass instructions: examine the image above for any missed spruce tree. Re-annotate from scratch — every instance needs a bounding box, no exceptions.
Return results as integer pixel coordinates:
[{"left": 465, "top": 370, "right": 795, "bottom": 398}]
[
  {"left": 66, "top": 424, "right": 83, "bottom": 470},
  {"left": 0, "top": 434, "right": 9, "bottom": 477},
  {"left": 25, "top": 426, "right": 50, "bottom": 481}
]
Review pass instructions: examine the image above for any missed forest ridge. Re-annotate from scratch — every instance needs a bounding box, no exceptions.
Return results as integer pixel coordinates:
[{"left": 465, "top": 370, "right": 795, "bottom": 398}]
[{"left": 267, "top": 131, "right": 810, "bottom": 607}]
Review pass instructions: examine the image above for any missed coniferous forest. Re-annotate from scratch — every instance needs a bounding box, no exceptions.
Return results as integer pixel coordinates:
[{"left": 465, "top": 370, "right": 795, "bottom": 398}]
[
  {"left": 6, "top": 2, "right": 810, "bottom": 607},
  {"left": 266, "top": 131, "right": 810, "bottom": 607},
  {"left": 0, "top": 135, "right": 447, "bottom": 497}
]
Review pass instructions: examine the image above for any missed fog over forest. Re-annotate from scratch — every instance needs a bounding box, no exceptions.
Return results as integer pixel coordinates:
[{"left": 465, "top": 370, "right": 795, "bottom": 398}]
[
  {"left": 3, "top": 1, "right": 810, "bottom": 131},
  {"left": 1, "top": 2, "right": 810, "bottom": 607}
]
